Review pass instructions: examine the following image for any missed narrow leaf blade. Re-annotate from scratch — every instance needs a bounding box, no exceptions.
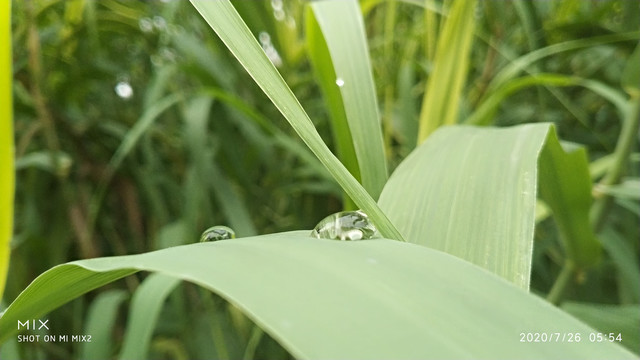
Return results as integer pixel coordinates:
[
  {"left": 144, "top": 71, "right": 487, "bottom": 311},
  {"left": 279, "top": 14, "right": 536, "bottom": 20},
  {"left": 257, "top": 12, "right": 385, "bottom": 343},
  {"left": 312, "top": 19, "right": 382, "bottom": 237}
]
[{"left": 311, "top": 0, "right": 388, "bottom": 199}]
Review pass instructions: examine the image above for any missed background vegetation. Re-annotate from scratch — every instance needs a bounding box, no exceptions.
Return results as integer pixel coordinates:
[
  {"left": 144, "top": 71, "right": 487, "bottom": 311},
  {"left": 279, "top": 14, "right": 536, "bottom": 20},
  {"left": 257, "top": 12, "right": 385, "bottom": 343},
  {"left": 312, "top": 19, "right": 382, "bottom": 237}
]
[{"left": 1, "top": 0, "right": 639, "bottom": 359}]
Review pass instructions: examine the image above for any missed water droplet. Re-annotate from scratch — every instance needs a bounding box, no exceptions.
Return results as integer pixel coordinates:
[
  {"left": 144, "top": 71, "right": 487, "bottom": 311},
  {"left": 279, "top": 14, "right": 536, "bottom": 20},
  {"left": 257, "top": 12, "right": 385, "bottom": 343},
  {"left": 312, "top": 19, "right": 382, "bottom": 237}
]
[
  {"left": 152, "top": 16, "right": 167, "bottom": 31},
  {"left": 286, "top": 16, "right": 296, "bottom": 29},
  {"left": 310, "top": 211, "right": 379, "bottom": 241},
  {"left": 139, "top": 17, "right": 153, "bottom": 33},
  {"left": 271, "top": 0, "right": 283, "bottom": 11},
  {"left": 335, "top": 78, "right": 345, "bottom": 87},
  {"left": 258, "top": 31, "right": 271, "bottom": 46},
  {"left": 114, "top": 81, "right": 133, "bottom": 99},
  {"left": 200, "top": 226, "right": 236, "bottom": 242},
  {"left": 273, "top": 9, "right": 285, "bottom": 21}
]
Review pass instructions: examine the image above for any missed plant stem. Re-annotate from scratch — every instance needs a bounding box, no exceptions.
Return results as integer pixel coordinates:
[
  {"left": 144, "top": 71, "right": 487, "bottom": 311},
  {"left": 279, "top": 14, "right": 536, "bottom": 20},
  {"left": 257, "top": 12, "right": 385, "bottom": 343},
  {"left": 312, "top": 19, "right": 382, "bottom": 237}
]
[
  {"left": 546, "top": 260, "right": 575, "bottom": 306},
  {"left": 590, "top": 96, "right": 640, "bottom": 232}
]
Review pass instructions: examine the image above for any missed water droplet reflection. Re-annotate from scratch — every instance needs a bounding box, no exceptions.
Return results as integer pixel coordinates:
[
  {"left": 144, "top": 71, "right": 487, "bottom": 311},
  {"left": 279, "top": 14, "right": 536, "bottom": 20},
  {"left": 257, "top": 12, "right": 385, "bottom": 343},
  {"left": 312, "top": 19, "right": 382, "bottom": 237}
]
[
  {"left": 200, "top": 226, "right": 236, "bottom": 242},
  {"left": 335, "top": 78, "right": 345, "bottom": 87},
  {"left": 310, "top": 211, "right": 379, "bottom": 241}
]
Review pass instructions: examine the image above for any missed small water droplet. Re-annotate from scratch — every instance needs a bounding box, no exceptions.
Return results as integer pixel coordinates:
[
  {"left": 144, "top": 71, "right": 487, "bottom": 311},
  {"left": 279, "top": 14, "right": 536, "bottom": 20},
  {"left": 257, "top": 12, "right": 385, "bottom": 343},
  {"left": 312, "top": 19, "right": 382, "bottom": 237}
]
[
  {"left": 259, "top": 31, "right": 271, "bottom": 46},
  {"left": 152, "top": 16, "right": 167, "bottom": 31},
  {"left": 271, "top": 0, "right": 284, "bottom": 11},
  {"left": 273, "top": 9, "right": 285, "bottom": 21},
  {"left": 115, "top": 81, "right": 133, "bottom": 99},
  {"left": 310, "top": 211, "right": 379, "bottom": 241},
  {"left": 335, "top": 78, "right": 345, "bottom": 87},
  {"left": 200, "top": 226, "right": 236, "bottom": 242},
  {"left": 286, "top": 16, "right": 296, "bottom": 29},
  {"left": 139, "top": 17, "right": 153, "bottom": 33}
]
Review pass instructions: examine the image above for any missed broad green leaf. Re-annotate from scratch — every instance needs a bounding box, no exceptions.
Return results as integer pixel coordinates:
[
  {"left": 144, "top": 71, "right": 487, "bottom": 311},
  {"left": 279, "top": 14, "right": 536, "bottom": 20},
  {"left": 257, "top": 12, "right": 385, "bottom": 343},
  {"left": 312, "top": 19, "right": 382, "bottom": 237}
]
[
  {"left": 417, "top": 0, "right": 477, "bottom": 142},
  {"left": 0, "top": 0, "right": 13, "bottom": 301},
  {"left": 0, "top": 233, "right": 635, "bottom": 359},
  {"left": 81, "top": 289, "right": 128, "bottom": 360},
  {"left": 119, "top": 274, "right": 181, "bottom": 360},
  {"left": 310, "top": 0, "right": 388, "bottom": 199},
  {"left": 562, "top": 302, "right": 640, "bottom": 355},
  {"left": 188, "top": 0, "right": 403, "bottom": 241},
  {"left": 379, "top": 124, "right": 600, "bottom": 289}
]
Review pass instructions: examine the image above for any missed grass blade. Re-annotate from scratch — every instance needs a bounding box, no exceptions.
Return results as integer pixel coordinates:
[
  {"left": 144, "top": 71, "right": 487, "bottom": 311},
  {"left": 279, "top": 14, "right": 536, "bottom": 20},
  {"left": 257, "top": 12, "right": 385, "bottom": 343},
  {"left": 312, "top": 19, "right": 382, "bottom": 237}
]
[
  {"left": 305, "top": 7, "right": 359, "bottom": 208},
  {"left": 1, "top": 233, "right": 636, "bottom": 359},
  {"left": 81, "top": 289, "right": 128, "bottom": 360},
  {"left": 466, "top": 74, "right": 629, "bottom": 126},
  {"left": 187, "top": 0, "right": 403, "bottom": 240},
  {"left": 417, "top": 0, "right": 477, "bottom": 142},
  {"left": 118, "top": 274, "right": 181, "bottom": 360},
  {"left": 484, "top": 31, "right": 640, "bottom": 97},
  {"left": 0, "top": 0, "right": 13, "bottom": 301},
  {"left": 310, "top": 0, "right": 388, "bottom": 199},
  {"left": 183, "top": 97, "right": 257, "bottom": 237}
]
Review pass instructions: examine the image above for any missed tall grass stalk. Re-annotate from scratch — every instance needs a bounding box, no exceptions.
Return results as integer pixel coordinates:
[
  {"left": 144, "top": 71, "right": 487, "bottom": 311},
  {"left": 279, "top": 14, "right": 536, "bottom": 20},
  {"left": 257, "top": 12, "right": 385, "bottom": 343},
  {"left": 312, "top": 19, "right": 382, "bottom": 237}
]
[{"left": 0, "top": 0, "right": 14, "bottom": 301}]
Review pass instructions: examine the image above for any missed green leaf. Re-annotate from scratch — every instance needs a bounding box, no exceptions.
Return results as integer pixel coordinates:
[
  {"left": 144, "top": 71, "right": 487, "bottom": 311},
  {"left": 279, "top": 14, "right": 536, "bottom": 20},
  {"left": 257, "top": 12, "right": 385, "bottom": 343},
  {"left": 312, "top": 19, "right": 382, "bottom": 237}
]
[
  {"left": 183, "top": 97, "right": 257, "bottom": 237},
  {"left": 466, "top": 74, "right": 629, "bottom": 126},
  {"left": 81, "top": 290, "right": 128, "bottom": 360},
  {"left": 0, "top": 233, "right": 635, "bottom": 359},
  {"left": 118, "top": 274, "right": 181, "bottom": 360},
  {"left": 621, "top": 43, "right": 640, "bottom": 97},
  {"left": 539, "top": 131, "right": 601, "bottom": 268},
  {"left": 595, "top": 179, "right": 640, "bottom": 200},
  {"left": 305, "top": 6, "right": 360, "bottom": 207},
  {"left": 0, "top": 0, "right": 12, "bottom": 302},
  {"left": 378, "top": 123, "right": 600, "bottom": 289},
  {"left": 15, "top": 151, "right": 72, "bottom": 176},
  {"left": 600, "top": 227, "right": 640, "bottom": 303},
  {"left": 485, "top": 31, "right": 640, "bottom": 97},
  {"left": 310, "top": 0, "right": 388, "bottom": 199},
  {"left": 562, "top": 302, "right": 640, "bottom": 355},
  {"left": 417, "top": 0, "right": 477, "bottom": 142},
  {"left": 187, "top": 0, "right": 403, "bottom": 240}
]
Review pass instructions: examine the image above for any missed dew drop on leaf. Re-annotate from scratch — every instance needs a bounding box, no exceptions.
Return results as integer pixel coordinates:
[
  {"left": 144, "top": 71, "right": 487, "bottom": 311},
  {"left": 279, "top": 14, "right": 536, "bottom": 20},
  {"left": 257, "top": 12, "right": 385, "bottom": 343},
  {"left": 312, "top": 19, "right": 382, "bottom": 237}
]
[
  {"left": 310, "top": 211, "right": 379, "bottom": 241},
  {"left": 335, "top": 78, "right": 345, "bottom": 87},
  {"left": 200, "top": 226, "right": 236, "bottom": 242}
]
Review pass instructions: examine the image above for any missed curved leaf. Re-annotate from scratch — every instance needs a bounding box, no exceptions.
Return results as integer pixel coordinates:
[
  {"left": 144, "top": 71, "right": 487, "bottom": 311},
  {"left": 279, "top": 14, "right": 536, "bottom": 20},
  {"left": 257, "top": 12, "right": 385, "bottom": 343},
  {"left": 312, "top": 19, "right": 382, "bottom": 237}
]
[
  {"left": 378, "top": 124, "right": 600, "bottom": 288},
  {"left": 0, "top": 233, "right": 634, "bottom": 359}
]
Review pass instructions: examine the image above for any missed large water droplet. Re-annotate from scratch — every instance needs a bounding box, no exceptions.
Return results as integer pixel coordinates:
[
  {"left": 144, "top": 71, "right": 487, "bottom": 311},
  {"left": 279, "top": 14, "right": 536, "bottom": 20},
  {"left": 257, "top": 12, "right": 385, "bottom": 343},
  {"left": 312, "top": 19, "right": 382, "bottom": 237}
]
[
  {"left": 335, "top": 78, "right": 345, "bottom": 87},
  {"left": 200, "top": 226, "right": 236, "bottom": 242},
  {"left": 310, "top": 211, "right": 379, "bottom": 241}
]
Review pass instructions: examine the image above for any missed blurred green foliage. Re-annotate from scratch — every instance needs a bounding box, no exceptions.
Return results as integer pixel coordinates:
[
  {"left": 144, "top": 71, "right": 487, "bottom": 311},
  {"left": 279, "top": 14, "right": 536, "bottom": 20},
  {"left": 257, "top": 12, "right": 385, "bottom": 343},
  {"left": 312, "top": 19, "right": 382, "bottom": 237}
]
[{"left": 5, "top": 0, "right": 639, "bottom": 358}]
